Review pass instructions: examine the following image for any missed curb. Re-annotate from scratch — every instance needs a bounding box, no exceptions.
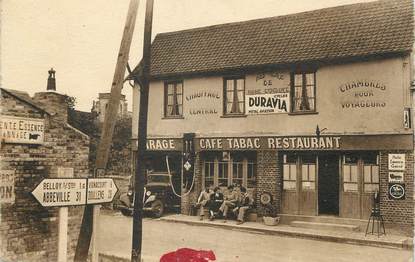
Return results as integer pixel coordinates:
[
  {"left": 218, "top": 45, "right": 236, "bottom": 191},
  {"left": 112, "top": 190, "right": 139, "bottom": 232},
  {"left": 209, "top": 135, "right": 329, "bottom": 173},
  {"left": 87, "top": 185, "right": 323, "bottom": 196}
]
[{"left": 159, "top": 217, "right": 413, "bottom": 250}]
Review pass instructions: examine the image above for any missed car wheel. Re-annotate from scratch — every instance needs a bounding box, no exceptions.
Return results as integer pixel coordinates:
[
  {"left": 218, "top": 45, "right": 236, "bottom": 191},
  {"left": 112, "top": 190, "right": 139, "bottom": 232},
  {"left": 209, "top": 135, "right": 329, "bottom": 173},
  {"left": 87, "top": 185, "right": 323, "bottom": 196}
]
[
  {"left": 120, "top": 209, "right": 132, "bottom": 217},
  {"left": 151, "top": 200, "right": 164, "bottom": 218}
]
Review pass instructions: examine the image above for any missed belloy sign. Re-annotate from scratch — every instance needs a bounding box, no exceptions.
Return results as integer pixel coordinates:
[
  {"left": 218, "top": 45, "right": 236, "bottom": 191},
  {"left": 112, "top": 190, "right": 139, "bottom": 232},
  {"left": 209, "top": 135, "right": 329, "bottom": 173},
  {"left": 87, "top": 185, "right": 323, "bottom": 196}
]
[
  {"left": 87, "top": 178, "right": 118, "bottom": 205},
  {"left": 0, "top": 115, "right": 44, "bottom": 144},
  {"left": 0, "top": 170, "right": 15, "bottom": 204},
  {"left": 388, "top": 154, "right": 405, "bottom": 170},
  {"left": 32, "top": 178, "right": 87, "bottom": 207},
  {"left": 31, "top": 178, "right": 118, "bottom": 207},
  {"left": 388, "top": 183, "right": 405, "bottom": 200}
]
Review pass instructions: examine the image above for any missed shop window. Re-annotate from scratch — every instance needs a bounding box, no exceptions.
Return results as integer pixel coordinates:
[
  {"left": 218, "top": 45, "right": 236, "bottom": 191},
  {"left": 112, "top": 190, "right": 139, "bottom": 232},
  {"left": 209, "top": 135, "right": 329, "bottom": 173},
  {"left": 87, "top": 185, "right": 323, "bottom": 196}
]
[
  {"left": 283, "top": 154, "right": 297, "bottom": 190},
  {"left": 218, "top": 161, "right": 228, "bottom": 186},
  {"left": 223, "top": 77, "right": 245, "bottom": 115},
  {"left": 202, "top": 151, "right": 256, "bottom": 188},
  {"left": 291, "top": 72, "right": 316, "bottom": 113},
  {"left": 343, "top": 154, "right": 358, "bottom": 192},
  {"left": 247, "top": 162, "right": 256, "bottom": 188},
  {"left": 204, "top": 161, "right": 214, "bottom": 187},
  {"left": 301, "top": 155, "right": 316, "bottom": 190},
  {"left": 363, "top": 154, "right": 379, "bottom": 193},
  {"left": 164, "top": 81, "right": 183, "bottom": 117}
]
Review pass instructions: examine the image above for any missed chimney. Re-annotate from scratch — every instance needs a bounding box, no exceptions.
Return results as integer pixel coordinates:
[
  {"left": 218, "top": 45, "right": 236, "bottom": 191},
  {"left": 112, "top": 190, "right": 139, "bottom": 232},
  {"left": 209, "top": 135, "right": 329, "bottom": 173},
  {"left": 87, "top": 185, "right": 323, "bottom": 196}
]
[
  {"left": 33, "top": 68, "right": 68, "bottom": 122},
  {"left": 47, "top": 68, "right": 56, "bottom": 91}
]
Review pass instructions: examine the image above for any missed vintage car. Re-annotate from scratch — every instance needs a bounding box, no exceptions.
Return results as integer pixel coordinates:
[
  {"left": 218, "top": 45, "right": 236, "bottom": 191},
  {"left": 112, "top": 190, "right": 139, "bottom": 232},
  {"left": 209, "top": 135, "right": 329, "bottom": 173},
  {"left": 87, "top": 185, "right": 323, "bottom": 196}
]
[{"left": 116, "top": 172, "right": 181, "bottom": 218}]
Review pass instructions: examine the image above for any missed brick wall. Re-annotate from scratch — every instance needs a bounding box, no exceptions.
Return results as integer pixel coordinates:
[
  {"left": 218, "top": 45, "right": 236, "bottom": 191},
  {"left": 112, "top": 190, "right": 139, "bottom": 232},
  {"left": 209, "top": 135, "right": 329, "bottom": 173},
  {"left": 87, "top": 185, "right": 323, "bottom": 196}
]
[
  {"left": 256, "top": 150, "right": 281, "bottom": 216},
  {"left": 379, "top": 150, "right": 414, "bottom": 226},
  {"left": 0, "top": 91, "right": 90, "bottom": 262}
]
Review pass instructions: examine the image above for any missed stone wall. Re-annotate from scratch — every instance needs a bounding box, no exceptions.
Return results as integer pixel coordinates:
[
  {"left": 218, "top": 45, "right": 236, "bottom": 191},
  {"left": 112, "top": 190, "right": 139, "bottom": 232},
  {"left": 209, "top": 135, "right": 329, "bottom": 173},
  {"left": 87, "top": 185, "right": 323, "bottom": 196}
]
[{"left": 0, "top": 90, "right": 90, "bottom": 262}]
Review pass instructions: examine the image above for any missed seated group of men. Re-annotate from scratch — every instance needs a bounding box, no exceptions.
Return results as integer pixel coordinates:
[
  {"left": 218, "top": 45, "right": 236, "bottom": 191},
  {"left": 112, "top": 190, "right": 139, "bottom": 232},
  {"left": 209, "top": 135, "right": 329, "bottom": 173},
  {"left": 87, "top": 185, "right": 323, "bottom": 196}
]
[{"left": 195, "top": 184, "right": 253, "bottom": 225}]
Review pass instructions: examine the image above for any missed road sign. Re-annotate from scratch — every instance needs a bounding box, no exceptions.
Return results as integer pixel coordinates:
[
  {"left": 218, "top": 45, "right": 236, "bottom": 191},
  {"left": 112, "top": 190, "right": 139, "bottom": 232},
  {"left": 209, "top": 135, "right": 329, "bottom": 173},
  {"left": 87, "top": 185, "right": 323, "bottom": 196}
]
[
  {"left": 31, "top": 178, "right": 87, "bottom": 207},
  {"left": 31, "top": 178, "right": 118, "bottom": 207},
  {"left": 87, "top": 178, "right": 118, "bottom": 205}
]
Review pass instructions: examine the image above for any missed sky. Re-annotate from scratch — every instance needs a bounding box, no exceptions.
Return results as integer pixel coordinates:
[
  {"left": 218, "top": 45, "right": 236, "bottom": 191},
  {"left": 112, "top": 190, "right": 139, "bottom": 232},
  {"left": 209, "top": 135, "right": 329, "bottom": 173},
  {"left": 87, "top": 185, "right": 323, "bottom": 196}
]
[{"left": 1, "top": 0, "right": 374, "bottom": 112}]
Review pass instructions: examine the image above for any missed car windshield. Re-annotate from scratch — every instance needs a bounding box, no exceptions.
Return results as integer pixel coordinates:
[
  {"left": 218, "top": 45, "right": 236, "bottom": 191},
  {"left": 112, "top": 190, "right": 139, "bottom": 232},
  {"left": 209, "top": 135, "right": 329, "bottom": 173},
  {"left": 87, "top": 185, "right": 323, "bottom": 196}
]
[{"left": 147, "top": 174, "right": 170, "bottom": 183}]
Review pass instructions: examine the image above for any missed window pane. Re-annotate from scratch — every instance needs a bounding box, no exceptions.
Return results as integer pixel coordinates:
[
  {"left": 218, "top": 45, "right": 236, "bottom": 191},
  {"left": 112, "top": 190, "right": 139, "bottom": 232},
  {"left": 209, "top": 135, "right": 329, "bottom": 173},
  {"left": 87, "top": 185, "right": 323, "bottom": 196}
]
[
  {"left": 362, "top": 153, "right": 378, "bottom": 164},
  {"left": 284, "top": 181, "right": 296, "bottom": 190},
  {"left": 309, "top": 165, "right": 315, "bottom": 181},
  {"left": 306, "top": 73, "right": 314, "bottom": 86},
  {"left": 372, "top": 168, "right": 379, "bottom": 183},
  {"left": 237, "top": 79, "right": 244, "bottom": 91},
  {"left": 350, "top": 166, "right": 358, "bottom": 182},
  {"left": 302, "top": 165, "right": 308, "bottom": 181},
  {"left": 364, "top": 166, "right": 371, "bottom": 183},
  {"left": 285, "top": 154, "right": 297, "bottom": 164},
  {"left": 295, "top": 74, "right": 303, "bottom": 85},
  {"left": 176, "top": 83, "right": 183, "bottom": 94},
  {"left": 343, "top": 166, "right": 350, "bottom": 182},
  {"left": 302, "top": 181, "right": 315, "bottom": 190},
  {"left": 168, "top": 84, "right": 174, "bottom": 94},
  {"left": 283, "top": 164, "right": 290, "bottom": 180},
  {"left": 345, "top": 154, "right": 358, "bottom": 164},
  {"left": 344, "top": 183, "right": 358, "bottom": 192},
  {"left": 364, "top": 184, "right": 379, "bottom": 193},
  {"left": 302, "top": 155, "right": 316, "bottom": 164},
  {"left": 290, "top": 164, "right": 297, "bottom": 180}
]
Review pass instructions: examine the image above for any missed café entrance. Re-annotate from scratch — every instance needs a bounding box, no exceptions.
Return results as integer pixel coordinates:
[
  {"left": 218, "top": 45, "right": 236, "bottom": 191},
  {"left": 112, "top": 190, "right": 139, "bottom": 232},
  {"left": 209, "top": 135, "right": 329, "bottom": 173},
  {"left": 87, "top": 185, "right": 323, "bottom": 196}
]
[{"left": 318, "top": 154, "right": 339, "bottom": 215}]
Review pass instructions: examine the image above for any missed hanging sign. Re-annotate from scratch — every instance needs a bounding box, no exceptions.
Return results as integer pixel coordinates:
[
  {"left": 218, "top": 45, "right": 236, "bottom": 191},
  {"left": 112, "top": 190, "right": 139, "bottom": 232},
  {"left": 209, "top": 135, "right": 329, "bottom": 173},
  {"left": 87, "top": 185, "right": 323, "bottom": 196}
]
[
  {"left": 388, "top": 183, "right": 405, "bottom": 200},
  {"left": 388, "top": 172, "right": 404, "bottom": 183},
  {"left": 0, "top": 115, "right": 44, "bottom": 144},
  {"left": 0, "top": 170, "right": 15, "bottom": 204},
  {"left": 388, "top": 154, "right": 405, "bottom": 170}
]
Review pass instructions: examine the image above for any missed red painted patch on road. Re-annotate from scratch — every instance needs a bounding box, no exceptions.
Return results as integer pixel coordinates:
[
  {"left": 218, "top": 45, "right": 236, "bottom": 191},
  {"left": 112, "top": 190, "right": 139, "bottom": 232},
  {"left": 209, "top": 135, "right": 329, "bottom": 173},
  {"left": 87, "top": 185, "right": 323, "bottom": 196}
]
[{"left": 160, "top": 248, "right": 216, "bottom": 262}]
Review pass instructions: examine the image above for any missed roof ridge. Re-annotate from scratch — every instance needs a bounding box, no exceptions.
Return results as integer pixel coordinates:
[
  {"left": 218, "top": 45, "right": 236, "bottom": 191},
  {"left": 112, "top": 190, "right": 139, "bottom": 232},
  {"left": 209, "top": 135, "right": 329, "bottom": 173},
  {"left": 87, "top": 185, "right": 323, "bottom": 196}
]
[{"left": 155, "top": 0, "right": 384, "bottom": 38}]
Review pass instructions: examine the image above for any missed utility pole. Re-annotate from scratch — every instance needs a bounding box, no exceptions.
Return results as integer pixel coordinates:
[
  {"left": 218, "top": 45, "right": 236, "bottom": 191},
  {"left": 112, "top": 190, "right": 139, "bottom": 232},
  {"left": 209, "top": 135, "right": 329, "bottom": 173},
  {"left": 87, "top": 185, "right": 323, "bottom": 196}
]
[
  {"left": 74, "top": 0, "right": 140, "bottom": 261},
  {"left": 131, "top": 0, "right": 154, "bottom": 261}
]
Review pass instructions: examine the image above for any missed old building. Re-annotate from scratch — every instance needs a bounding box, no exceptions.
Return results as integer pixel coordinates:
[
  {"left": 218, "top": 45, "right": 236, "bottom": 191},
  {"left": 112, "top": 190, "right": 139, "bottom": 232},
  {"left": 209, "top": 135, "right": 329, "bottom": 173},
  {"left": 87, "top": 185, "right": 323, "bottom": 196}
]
[
  {"left": 92, "top": 93, "right": 129, "bottom": 123},
  {"left": 0, "top": 69, "right": 89, "bottom": 261},
  {"left": 130, "top": 0, "right": 414, "bottom": 232}
]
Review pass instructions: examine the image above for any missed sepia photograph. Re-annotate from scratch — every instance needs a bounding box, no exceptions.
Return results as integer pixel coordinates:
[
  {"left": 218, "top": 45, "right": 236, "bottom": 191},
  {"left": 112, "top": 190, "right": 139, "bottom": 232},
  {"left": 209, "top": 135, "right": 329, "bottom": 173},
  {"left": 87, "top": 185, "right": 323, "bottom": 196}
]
[{"left": 0, "top": 0, "right": 414, "bottom": 261}]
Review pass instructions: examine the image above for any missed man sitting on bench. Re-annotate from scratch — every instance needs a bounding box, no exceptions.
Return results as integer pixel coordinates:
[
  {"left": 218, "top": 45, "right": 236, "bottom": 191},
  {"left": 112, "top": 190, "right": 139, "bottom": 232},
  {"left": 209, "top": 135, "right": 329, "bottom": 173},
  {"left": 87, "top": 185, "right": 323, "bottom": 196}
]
[
  {"left": 195, "top": 186, "right": 212, "bottom": 220},
  {"left": 234, "top": 187, "right": 253, "bottom": 225},
  {"left": 219, "top": 185, "right": 240, "bottom": 223}
]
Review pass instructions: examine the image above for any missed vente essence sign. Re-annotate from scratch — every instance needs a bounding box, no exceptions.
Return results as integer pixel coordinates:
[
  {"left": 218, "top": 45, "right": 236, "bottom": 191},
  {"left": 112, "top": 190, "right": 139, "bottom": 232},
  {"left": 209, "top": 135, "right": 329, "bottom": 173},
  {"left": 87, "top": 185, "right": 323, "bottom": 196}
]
[{"left": 0, "top": 115, "right": 44, "bottom": 144}]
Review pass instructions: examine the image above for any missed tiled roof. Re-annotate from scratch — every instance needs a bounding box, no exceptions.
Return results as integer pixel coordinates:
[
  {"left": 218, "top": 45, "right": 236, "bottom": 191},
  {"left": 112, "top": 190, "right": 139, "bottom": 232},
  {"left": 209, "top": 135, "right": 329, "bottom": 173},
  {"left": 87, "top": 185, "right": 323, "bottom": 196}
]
[{"left": 131, "top": 0, "right": 413, "bottom": 79}]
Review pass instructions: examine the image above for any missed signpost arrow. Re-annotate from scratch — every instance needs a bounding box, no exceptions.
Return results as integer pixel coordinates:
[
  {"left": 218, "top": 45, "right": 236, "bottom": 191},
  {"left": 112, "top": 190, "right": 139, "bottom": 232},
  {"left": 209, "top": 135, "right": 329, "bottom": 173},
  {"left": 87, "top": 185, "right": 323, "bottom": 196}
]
[
  {"left": 87, "top": 178, "right": 118, "bottom": 205},
  {"left": 31, "top": 178, "right": 118, "bottom": 207},
  {"left": 31, "top": 178, "right": 87, "bottom": 207}
]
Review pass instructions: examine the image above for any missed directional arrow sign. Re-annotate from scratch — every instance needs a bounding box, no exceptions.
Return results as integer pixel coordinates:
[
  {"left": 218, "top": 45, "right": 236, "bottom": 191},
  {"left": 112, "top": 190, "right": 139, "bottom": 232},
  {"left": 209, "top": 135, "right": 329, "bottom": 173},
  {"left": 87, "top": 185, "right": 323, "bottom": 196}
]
[
  {"left": 31, "top": 178, "right": 87, "bottom": 207},
  {"left": 87, "top": 178, "right": 118, "bottom": 205}
]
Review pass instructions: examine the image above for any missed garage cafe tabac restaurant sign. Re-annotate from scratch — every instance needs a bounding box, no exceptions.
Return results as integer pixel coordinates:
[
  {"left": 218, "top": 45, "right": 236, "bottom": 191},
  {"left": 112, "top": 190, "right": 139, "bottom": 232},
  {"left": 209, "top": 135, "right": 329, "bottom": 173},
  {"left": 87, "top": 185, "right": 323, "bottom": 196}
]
[
  {"left": 143, "top": 136, "right": 341, "bottom": 151},
  {"left": 0, "top": 115, "right": 45, "bottom": 144}
]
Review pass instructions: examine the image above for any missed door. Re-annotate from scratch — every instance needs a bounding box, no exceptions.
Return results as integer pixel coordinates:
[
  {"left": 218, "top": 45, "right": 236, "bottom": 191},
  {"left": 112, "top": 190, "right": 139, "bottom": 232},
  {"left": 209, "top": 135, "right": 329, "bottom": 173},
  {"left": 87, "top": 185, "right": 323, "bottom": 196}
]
[{"left": 318, "top": 154, "right": 339, "bottom": 215}]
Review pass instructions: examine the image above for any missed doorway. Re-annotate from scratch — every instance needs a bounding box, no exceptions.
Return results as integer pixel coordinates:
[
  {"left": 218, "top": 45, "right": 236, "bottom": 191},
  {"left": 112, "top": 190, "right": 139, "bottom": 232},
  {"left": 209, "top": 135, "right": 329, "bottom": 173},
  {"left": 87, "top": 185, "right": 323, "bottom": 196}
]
[{"left": 318, "top": 154, "right": 339, "bottom": 215}]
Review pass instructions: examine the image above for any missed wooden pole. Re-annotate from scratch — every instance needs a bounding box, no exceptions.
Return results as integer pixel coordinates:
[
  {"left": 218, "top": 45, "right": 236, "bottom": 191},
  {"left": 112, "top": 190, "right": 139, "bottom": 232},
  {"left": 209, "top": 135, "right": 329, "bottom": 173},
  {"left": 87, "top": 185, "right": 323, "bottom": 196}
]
[
  {"left": 131, "top": 0, "right": 154, "bottom": 261},
  {"left": 74, "top": 0, "right": 140, "bottom": 261}
]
